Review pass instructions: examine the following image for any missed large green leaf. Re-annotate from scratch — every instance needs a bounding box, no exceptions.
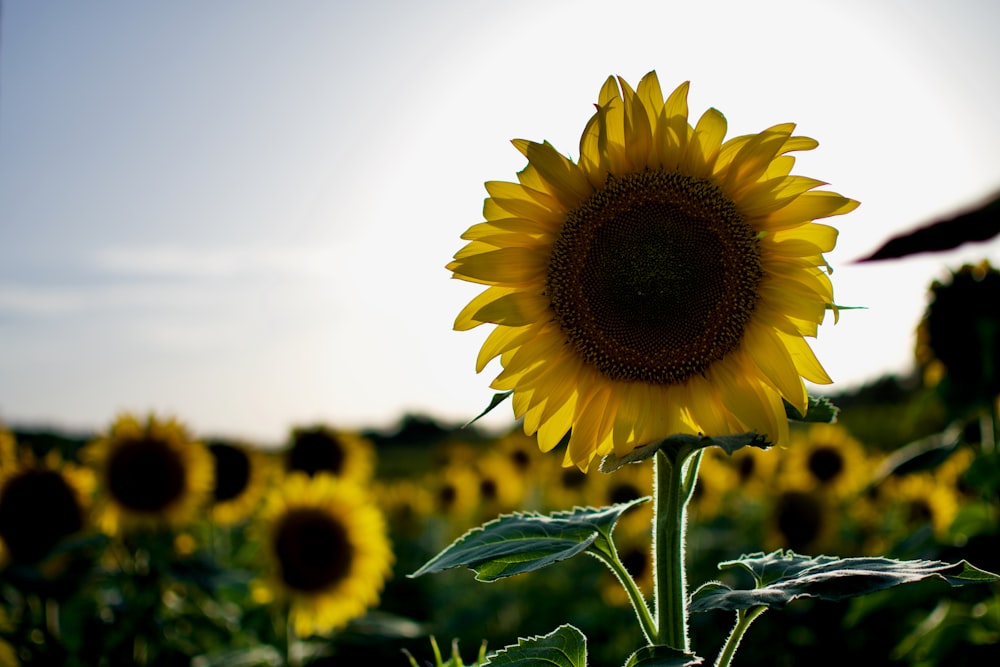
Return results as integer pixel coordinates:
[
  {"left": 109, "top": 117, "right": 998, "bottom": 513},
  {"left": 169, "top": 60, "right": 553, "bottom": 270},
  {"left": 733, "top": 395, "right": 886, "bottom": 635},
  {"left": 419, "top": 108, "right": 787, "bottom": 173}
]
[
  {"left": 623, "top": 645, "right": 703, "bottom": 666},
  {"left": 689, "top": 550, "right": 1000, "bottom": 613},
  {"left": 481, "top": 624, "right": 587, "bottom": 667},
  {"left": 409, "top": 499, "right": 647, "bottom": 582},
  {"left": 600, "top": 432, "right": 770, "bottom": 473}
]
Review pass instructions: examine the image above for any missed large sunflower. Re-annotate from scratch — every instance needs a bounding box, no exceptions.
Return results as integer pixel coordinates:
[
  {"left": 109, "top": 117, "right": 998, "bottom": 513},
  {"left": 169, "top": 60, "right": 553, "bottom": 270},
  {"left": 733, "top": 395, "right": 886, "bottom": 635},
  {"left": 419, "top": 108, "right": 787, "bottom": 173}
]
[
  {"left": 254, "top": 473, "right": 393, "bottom": 637},
  {"left": 82, "top": 413, "right": 214, "bottom": 534},
  {"left": 449, "top": 72, "right": 857, "bottom": 470}
]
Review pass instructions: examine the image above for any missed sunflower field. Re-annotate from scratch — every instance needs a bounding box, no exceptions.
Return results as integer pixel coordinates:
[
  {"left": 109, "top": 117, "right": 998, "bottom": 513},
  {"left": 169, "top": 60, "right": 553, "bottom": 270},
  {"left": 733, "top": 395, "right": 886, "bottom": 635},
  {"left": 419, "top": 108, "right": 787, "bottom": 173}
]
[{"left": 3, "top": 71, "right": 1000, "bottom": 666}]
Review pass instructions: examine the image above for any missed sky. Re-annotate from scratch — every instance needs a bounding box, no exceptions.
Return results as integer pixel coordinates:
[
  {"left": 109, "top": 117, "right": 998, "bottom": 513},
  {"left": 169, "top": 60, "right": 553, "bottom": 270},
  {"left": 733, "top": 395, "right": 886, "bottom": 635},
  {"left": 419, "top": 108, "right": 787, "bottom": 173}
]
[{"left": 2, "top": 0, "right": 999, "bottom": 445}]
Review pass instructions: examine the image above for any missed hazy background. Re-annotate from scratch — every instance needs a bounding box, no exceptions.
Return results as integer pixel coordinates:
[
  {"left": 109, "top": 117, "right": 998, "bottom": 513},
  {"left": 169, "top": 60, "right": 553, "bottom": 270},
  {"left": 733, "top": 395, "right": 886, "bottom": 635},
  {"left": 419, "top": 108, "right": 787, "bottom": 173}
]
[{"left": 2, "top": 0, "right": 999, "bottom": 444}]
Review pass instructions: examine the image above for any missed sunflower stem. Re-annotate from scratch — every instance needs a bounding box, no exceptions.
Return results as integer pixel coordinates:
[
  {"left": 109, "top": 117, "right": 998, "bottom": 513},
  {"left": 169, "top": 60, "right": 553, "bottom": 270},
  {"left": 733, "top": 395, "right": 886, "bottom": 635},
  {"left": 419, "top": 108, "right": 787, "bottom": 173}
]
[
  {"left": 590, "top": 545, "right": 657, "bottom": 644},
  {"left": 715, "top": 606, "right": 766, "bottom": 667},
  {"left": 653, "top": 447, "right": 693, "bottom": 650}
]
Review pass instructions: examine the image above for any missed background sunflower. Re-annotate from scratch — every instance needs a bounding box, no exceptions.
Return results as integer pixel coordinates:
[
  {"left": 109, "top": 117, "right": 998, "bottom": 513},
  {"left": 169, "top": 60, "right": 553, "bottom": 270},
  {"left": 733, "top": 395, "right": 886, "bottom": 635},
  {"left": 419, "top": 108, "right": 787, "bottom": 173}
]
[
  {"left": 82, "top": 413, "right": 214, "bottom": 534},
  {"left": 254, "top": 473, "right": 393, "bottom": 638}
]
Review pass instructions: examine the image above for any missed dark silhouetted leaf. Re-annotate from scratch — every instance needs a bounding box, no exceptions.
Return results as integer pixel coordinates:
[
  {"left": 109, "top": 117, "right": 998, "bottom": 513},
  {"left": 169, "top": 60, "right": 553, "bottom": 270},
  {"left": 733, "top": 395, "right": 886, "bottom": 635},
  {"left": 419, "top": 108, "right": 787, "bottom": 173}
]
[
  {"left": 689, "top": 550, "right": 1000, "bottom": 613},
  {"left": 783, "top": 395, "right": 840, "bottom": 423},
  {"left": 857, "top": 190, "right": 1000, "bottom": 262},
  {"left": 600, "top": 432, "right": 770, "bottom": 473}
]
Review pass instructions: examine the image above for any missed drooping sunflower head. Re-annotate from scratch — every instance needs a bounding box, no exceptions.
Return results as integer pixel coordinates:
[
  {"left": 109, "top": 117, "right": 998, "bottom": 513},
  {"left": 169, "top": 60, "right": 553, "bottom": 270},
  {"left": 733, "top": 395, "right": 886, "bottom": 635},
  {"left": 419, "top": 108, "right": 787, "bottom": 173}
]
[
  {"left": 206, "top": 439, "right": 272, "bottom": 526},
  {"left": 285, "top": 425, "right": 375, "bottom": 484},
  {"left": 254, "top": 473, "right": 393, "bottom": 637},
  {"left": 83, "top": 413, "right": 214, "bottom": 534},
  {"left": 449, "top": 71, "right": 858, "bottom": 471},
  {"left": 916, "top": 260, "right": 1000, "bottom": 408},
  {"left": 0, "top": 448, "right": 93, "bottom": 565}
]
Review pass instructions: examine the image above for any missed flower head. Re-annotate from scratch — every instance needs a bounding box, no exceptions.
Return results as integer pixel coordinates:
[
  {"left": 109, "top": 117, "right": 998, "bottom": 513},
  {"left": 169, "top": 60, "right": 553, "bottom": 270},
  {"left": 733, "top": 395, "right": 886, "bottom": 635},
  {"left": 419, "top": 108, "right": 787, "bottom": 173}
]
[
  {"left": 449, "top": 72, "right": 857, "bottom": 470},
  {"left": 83, "top": 413, "right": 213, "bottom": 534},
  {"left": 206, "top": 439, "right": 272, "bottom": 526},
  {"left": 254, "top": 474, "right": 393, "bottom": 637},
  {"left": 285, "top": 425, "right": 375, "bottom": 484}
]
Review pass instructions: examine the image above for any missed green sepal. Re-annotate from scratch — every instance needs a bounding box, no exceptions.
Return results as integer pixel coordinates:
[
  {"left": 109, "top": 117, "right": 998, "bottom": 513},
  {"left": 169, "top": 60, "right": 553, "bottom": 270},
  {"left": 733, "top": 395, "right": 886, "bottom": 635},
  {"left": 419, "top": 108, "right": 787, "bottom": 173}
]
[
  {"left": 689, "top": 550, "right": 1000, "bottom": 613},
  {"left": 464, "top": 391, "right": 513, "bottom": 427},
  {"left": 409, "top": 499, "right": 648, "bottom": 582},
  {"left": 600, "top": 432, "right": 770, "bottom": 473},
  {"left": 623, "top": 645, "right": 703, "bottom": 666},
  {"left": 481, "top": 624, "right": 586, "bottom": 667},
  {"left": 783, "top": 395, "right": 840, "bottom": 423}
]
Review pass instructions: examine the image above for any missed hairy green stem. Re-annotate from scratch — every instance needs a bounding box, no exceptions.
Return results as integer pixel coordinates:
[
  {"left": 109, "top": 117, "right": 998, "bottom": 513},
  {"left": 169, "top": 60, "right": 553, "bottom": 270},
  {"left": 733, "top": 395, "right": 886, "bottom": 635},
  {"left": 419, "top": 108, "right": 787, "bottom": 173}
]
[
  {"left": 715, "top": 606, "right": 767, "bottom": 667},
  {"left": 653, "top": 448, "right": 692, "bottom": 650},
  {"left": 592, "top": 546, "right": 657, "bottom": 644}
]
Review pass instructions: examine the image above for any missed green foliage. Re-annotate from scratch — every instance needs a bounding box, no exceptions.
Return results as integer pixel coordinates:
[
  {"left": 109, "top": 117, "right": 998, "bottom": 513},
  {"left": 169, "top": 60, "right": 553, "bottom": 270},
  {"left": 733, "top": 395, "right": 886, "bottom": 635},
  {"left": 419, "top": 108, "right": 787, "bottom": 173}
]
[
  {"left": 480, "top": 624, "right": 586, "bottom": 667},
  {"left": 600, "top": 433, "right": 770, "bottom": 473},
  {"left": 623, "top": 645, "right": 703, "bottom": 666},
  {"left": 689, "top": 550, "right": 1000, "bottom": 613},
  {"left": 782, "top": 395, "right": 840, "bottom": 423},
  {"left": 464, "top": 391, "right": 514, "bottom": 427},
  {"left": 410, "top": 499, "right": 648, "bottom": 582}
]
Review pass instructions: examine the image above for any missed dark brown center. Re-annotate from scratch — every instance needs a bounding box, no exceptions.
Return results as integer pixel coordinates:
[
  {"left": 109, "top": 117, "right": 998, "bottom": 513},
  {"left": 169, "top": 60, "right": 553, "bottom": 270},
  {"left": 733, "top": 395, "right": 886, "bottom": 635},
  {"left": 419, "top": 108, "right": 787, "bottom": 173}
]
[
  {"left": 209, "top": 442, "right": 251, "bottom": 502},
  {"left": 807, "top": 446, "right": 844, "bottom": 484},
  {"left": 274, "top": 508, "right": 353, "bottom": 592},
  {"left": 547, "top": 170, "right": 762, "bottom": 384},
  {"left": 0, "top": 469, "right": 83, "bottom": 563},
  {"left": 107, "top": 436, "right": 187, "bottom": 513},
  {"left": 288, "top": 428, "right": 346, "bottom": 477}
]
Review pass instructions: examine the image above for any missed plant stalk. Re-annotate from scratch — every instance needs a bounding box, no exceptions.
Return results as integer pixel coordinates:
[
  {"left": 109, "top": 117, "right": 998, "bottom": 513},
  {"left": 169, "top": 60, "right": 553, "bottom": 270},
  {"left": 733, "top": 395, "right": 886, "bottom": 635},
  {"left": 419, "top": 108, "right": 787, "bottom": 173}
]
[{"left": 653, "top": 448, "right": 691, "bottom": 650}]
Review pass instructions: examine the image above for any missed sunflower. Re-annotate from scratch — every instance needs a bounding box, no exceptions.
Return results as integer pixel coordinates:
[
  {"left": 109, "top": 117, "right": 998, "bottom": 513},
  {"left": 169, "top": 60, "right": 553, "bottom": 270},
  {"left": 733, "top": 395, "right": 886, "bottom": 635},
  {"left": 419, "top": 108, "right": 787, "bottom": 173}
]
[
  {"left": 449, "top": 71, "right": 857, "bottom": 471},
  {"left": 472, "top": 452, "right": 526, "bottom": 517},
  {"left": 0, "top": 448, "right": 93, "bottom": 565},
  {"left": 205, "top": 438, "right": 272, "bottom": 526},
  {"left": 779, "top": 423, "right": 871, "bottom": 500},
  {"left": 254, "top": 473, "right": 393, "bottom": 637},
  {"left": 82, "top": 413, "right": 214, "bottom": 534},
  {"left": 688, "top": 449, "right": 741, "bottom": 521},
  {"left": 285, "top": 425, "right": 375, "bottom": 485},
  {"left": 916, "top": 261, "right": 1000, "bottom": 407},
  {"left": 764, "top": 486, "right": 840, "bottom": 554}
]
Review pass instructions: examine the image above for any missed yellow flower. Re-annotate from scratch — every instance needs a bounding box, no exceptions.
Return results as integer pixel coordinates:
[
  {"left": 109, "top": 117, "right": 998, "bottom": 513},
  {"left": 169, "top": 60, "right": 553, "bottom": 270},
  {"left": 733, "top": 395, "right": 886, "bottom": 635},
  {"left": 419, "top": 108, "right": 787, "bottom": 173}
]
[
  {"left": 82, "top": 413, "right": 213, "bottom": 534},
  {"left": 254, "top": 473, "right": 393, "bottom": 637},
  {"left": 779, "top": 423, "right": 871, "bottom": 500},
  {"left": 206, "top": 439, "right": 272, "bottom": 526},
  {"left": 0, "top": 448, "right": 93, "bottom": 565},
  {"left": 449, "top": 71, "right": 857, "bottom": 471},
  {"left": 285, "top": 425, "right": 375, "bottom": 485}
]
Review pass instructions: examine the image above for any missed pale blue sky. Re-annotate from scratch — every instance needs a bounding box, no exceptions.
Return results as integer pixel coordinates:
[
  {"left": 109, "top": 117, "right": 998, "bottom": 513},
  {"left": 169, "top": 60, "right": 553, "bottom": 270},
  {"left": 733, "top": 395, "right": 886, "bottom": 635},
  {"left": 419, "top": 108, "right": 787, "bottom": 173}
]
[{"left": 2, "top": 0, "right": 999, "bottom": 443}]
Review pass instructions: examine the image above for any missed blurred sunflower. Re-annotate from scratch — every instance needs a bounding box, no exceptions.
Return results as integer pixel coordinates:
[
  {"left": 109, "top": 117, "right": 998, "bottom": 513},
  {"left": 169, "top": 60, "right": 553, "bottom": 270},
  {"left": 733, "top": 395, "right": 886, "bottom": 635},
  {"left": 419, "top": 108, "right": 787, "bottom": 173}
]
[
  {"left": 596, "top": 461, "right": 653, "bottom": 529},
  {"left": 254, "top": 473, "right": 393, "bottom": 637},
  {"left": 373, "top": 479, "right": 434, "bottom": 537},
  {"left": 426, "top": 464, "right": 480, "bottom": 521},
  {"left": 780, "top": 423, "right": 871, "bottom": 500},
  {"left": 0, "top": 448, "right": 93, "bottom": 565},
  {"left": 916, "top": 261, "right": 1000, "bottom": 409},
  {"left": 286, "top": 425, "right": 374, "bottom": 484},
  {"left": 879, "top": 471, "right": 962, "bottom": 540},
  {"left": 83, "top": 413, "right": 213, "bottom": 534},
  {"left": 449, "top": 71, "right": 857, "bottom": 470},
  {"left": 205, "top": 439, "right": 272, "bottom": 526},
  {"left": 473, "top": 453, "right": 525, "bottom": 517},
  {"left": 764, "top": 487, "right": 840, "bottom": 554}
]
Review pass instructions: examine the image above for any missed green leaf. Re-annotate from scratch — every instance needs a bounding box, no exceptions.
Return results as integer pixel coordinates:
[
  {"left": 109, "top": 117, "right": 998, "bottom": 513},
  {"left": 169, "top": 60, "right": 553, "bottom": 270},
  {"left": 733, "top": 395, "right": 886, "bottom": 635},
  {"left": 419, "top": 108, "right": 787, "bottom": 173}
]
[
  {"left": 689, "top": 550, "right": 1000, "bottom": 613},
  {"left": 783, "top": 395, "right": 840, "bottom": 423},
  {"left": 409, "top": 499, "right": 647, "bottom": 582},
  {"left": 481, "top": 624, "right": 587, "bottom": 667},
  {"left": 623, "top": 645, "right": 703, "bottom": 666},
  {"left": 600, "top": 432, "right": 770, "bottom": 473},
  {"left": 464, "top": 391, "right": 514, "bottom": 427}
]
